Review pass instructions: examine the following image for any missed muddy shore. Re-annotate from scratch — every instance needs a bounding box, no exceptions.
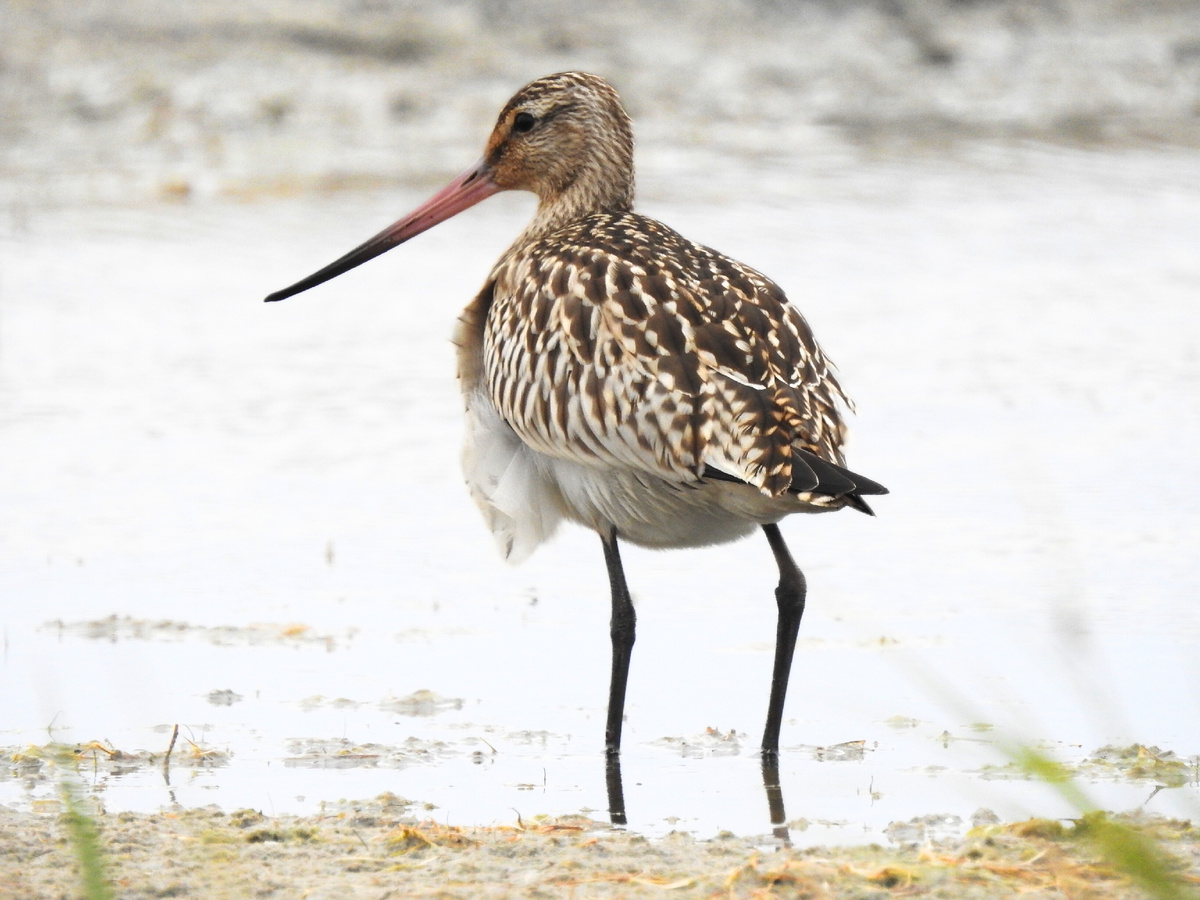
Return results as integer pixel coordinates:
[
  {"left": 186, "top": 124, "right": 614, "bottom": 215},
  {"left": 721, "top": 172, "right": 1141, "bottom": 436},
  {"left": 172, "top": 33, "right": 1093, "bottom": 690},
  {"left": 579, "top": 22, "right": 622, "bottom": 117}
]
[{"left": 3, "top": 797, "right": 1198, "bottom": 899}]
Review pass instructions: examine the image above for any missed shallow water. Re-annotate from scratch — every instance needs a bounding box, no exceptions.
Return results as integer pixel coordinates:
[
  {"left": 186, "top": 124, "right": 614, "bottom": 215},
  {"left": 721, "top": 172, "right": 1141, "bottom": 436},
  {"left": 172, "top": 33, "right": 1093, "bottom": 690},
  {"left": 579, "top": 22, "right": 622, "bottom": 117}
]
[{"left": 1, "top": 145, "right": 1198, "bottom": 843}]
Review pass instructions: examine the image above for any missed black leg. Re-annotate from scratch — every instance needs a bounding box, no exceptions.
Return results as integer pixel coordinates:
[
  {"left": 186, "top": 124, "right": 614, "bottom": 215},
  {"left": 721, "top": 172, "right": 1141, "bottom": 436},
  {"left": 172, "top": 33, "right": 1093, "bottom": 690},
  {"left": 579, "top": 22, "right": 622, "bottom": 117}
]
[
  {"left": 761, "top": 523, "right": 807, "bottom": 754},
  {"left": 605, "top": 755, "right": 628, "bottom": 825},
  {"left": 601, "top": 528, "right": 636, "bottom": 756}
]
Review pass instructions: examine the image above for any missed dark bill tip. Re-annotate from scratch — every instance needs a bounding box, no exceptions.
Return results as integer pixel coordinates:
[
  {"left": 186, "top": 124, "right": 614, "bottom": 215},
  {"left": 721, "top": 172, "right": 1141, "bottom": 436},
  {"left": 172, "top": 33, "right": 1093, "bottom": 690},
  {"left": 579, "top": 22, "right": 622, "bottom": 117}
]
[{"left": 263, "top": 160, "right": 499, "bottom": 303}]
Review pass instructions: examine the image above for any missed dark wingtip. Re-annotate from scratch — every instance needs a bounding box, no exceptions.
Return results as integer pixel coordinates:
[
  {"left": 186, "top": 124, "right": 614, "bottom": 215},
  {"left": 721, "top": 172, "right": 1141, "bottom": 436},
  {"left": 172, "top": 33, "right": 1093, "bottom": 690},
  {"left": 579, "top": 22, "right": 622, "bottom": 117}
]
[
  {"left": 850, "top": 475, "right": 889, "bottom": 496},
  {"left": 797, "top": 453, "right": 856, "bottom": 495},
  {"left": 700, "top": 466, "right": 742, "bottom": 484},
  {"left": 845, "top": 494, "right": 876, "bottom": 516}
]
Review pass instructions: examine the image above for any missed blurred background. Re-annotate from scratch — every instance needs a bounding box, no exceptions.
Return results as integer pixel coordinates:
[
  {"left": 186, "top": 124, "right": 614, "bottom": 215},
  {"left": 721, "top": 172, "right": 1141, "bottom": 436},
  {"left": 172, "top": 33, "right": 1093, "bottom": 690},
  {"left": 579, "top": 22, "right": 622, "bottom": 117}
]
[
  {"left": 1, "top": 0, "right": 1198, "bottom": 840},
  {"left": 4, "top": 0, "right": 1200, "bottom": 208}
]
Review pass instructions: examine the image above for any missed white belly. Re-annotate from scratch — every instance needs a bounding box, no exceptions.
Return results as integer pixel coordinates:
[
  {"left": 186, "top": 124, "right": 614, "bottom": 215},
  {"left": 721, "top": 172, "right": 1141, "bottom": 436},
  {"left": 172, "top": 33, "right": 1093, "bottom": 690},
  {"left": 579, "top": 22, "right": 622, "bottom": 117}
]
[{"left": 461, "top": 390, "right": 828, "bottom": 563}]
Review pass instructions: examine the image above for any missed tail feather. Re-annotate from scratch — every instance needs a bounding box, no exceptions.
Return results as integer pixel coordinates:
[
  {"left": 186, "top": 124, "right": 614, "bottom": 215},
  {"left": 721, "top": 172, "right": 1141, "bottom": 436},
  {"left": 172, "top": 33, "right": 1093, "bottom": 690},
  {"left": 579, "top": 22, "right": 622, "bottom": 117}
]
[
  {"left": 793, "top": 450, "right": 857, "bottom": 496},
  {"left": 788, "top": 455, "right": 819, "bottom": 492},
  {"left": 795, "top": 450, "right": 888, "bottom": 496},
  {"left": 703, "top": 450, "right": 888, "bottom": 516},
  {"left": 843, "top": 493, "right": 877, "bottom": 516}
]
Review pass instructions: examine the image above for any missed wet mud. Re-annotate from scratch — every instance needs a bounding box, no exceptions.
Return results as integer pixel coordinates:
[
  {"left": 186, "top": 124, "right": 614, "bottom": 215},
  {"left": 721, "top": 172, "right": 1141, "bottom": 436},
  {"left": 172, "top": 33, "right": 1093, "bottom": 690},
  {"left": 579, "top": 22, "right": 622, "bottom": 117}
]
[{"left": 2, "top": 797, "right": 1197, "bottom": 899}]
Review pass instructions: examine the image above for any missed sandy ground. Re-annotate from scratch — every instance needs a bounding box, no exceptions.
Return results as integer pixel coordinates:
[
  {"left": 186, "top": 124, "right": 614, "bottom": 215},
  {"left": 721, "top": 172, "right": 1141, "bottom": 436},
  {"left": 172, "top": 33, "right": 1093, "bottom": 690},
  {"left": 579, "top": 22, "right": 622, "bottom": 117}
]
[{"left": 2, "top": 797, "right": 1198, "bottom": 899}]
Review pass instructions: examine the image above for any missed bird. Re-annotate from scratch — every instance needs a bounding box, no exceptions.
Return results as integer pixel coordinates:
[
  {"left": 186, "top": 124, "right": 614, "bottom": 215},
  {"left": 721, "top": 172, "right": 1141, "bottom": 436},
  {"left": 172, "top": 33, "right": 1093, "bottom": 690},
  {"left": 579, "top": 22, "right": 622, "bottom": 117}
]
[{"left": 266, "top": 71, "right": 886, "bottom": 761}]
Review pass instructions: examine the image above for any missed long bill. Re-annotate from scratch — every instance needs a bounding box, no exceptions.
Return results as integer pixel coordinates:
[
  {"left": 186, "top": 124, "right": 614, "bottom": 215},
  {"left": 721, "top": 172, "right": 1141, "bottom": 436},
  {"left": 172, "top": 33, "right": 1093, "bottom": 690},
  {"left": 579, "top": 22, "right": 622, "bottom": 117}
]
[{"left": 264, "top": 159, "right": 501, "bottom": 303}]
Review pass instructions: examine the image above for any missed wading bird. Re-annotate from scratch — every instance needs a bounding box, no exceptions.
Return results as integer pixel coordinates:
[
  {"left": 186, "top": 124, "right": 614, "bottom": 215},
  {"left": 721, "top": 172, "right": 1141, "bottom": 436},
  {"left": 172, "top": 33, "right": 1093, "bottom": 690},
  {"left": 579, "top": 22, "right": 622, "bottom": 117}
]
[{"left": 266, "top": 72, "right": 885, "bottom": 767}]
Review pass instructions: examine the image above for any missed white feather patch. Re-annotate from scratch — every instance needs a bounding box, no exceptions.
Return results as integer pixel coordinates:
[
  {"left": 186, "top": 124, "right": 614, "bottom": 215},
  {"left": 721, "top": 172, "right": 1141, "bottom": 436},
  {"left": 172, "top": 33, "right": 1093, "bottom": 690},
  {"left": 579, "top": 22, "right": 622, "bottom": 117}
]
[{"left": 461, "top": 390, "right": 562, "bottom": 564}]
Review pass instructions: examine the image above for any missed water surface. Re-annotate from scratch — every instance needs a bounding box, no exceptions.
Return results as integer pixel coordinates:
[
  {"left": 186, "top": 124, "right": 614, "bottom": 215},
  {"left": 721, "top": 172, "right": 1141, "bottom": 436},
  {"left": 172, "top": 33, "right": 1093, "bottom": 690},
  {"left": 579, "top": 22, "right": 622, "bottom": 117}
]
[{"left": 2, "top": 146, "right": 1198, "bottom": 842}]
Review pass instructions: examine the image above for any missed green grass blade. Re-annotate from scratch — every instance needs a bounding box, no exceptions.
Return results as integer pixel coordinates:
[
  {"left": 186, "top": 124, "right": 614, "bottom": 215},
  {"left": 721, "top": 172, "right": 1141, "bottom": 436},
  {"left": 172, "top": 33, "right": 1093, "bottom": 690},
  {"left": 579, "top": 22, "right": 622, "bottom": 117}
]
[{"left": 60, "top": 782, "right": 115, "bottom": 900}]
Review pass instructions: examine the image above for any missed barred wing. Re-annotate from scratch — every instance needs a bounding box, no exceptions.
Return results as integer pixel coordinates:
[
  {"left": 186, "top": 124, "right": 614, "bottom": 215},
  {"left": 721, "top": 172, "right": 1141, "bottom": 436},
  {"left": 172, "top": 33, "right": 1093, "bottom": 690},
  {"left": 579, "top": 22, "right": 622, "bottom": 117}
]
[{"left": 483, "top": 213, "right": 851, "bottom": 498}]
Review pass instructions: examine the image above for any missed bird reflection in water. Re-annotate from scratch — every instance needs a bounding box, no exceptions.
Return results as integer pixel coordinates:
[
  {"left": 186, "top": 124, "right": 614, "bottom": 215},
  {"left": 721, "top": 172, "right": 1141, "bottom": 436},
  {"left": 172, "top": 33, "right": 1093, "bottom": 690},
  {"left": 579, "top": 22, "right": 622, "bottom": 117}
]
[{"left": 603, "top": 752, "right": 794, "bottom": 844}]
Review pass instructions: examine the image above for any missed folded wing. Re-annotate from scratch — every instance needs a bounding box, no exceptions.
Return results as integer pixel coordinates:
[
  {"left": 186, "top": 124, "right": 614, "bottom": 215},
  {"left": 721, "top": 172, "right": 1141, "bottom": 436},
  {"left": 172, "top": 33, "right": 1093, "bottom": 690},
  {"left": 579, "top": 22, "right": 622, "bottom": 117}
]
[{"left": 484, "top": 212, "right": 877, "bottom": 502}]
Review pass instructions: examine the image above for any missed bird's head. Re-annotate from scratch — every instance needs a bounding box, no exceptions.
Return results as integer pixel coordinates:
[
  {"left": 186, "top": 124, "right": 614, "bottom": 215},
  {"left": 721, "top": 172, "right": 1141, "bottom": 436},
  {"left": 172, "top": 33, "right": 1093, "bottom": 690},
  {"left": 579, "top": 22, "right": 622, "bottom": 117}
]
[
  {"left": 484, "top": 72, "right": 634, "bottom": 212},
  {"left": 264, "top": 72, "right": 633, "bottom": 304}
]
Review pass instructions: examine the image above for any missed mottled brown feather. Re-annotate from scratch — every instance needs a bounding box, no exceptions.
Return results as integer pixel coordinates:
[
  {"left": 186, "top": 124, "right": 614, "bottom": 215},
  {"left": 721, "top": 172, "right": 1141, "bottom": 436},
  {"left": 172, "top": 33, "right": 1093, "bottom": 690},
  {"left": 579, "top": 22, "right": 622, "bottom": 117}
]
[{"left": 482, "top": 211, "right": 850, "bottom": 498}]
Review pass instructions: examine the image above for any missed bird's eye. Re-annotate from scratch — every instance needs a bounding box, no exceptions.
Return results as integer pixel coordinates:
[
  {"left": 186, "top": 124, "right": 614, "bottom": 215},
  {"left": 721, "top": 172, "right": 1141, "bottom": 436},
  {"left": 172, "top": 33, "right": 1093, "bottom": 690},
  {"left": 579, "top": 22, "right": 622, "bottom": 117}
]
[{"left": 512, "top": 112, "right": 537, "bottom": 134}]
